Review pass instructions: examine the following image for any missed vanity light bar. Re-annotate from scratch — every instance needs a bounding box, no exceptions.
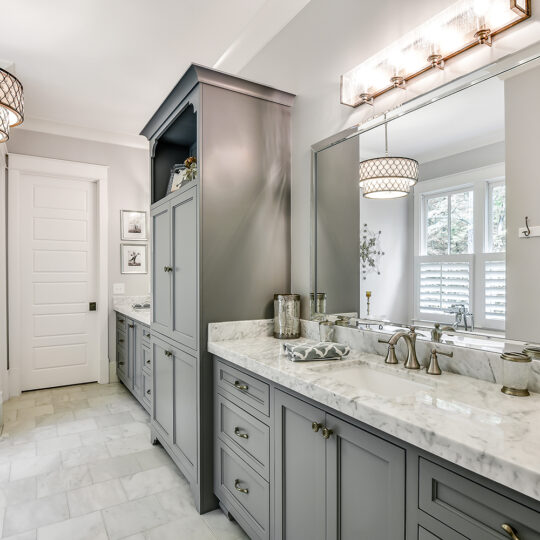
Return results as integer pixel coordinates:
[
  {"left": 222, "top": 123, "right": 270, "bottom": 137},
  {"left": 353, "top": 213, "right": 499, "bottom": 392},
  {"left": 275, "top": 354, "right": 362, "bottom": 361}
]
[{"left": 340, "top": 0, "right": 531, "bottom": 108}]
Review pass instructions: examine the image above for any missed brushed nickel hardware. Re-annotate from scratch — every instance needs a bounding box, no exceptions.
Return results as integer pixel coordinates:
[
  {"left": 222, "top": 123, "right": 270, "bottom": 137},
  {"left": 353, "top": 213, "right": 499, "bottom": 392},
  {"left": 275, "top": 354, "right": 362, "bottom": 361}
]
[
  {"left": 234, "top": 427, "right": 249, "bottom": 439},
  {"left": 234, "top": 380, "right": 248, "bottom": 391},
  {"left": 164, "top": 350, "right": 173, "bottom": 357},
  {"left": 501, "top": 523, "right": 520, "bottom": 540},
  {"left": 164, "top": 266, "right": 173, "bottom": 272},
  {"left": 146, "top": 389, "right": 151, "bottom": 395},
  {"left": 312, "top": 422, "right": 322, "bottom": 433},
  {"left": 379, "top": 327, "right": 420, "bottom": 369},
  {"left": 444, "top": 303, "right": 474, "bottom": 332},
  {"left": 427, "top": 348, "right": 453, "bottom": 375},
  {"left": 322, "top": 426, "right": 333, "bottom": 439},
  {"left": 234, "top": 479, "right": 249, "bottom": 494}
]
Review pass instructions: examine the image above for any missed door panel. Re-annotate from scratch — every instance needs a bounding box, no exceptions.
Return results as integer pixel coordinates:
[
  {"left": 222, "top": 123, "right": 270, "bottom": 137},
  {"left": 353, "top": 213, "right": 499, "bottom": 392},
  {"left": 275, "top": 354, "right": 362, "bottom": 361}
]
[
  {"left": 16, "top": 172, "right": 98, "bottom": 390},
  {"left": 151, "top": 337, "right": 174, "bottom": 443},
  {"left": 171, "top": 186, "right": 198, "bottom": 350},
  {"left": 326, "top": 415, "right": 406, "bottom": 540},
  {"left": 173, "top": 348, "right": 197, "bottom": 477},
  {"left": 151, "top": 204, "right": 171, "bottom": 334},
  {"left": 274, "top": 389, "right": 326, "bottom": 540},
  {"left": 133, "top": 322, "right": 144, "bottom": 397}
]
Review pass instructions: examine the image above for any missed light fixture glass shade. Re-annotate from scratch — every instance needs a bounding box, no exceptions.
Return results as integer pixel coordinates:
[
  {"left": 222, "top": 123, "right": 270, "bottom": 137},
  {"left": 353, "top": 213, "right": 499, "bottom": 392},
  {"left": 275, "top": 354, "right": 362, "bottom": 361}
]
[
  {"left": 0, "top": 108, "right": 9, "bottom": 143},
  {"left": 0, "top": 68, "right": 24, "bottom": 127},
  {"left": 359, "top": 156, "right": 419, "bottom": 199}
]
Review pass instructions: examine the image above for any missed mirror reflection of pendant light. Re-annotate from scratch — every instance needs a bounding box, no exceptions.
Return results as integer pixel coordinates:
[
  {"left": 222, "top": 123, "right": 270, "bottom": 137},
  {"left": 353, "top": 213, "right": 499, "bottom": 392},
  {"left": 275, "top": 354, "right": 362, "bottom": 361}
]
[
  {"left": 359, "top": 115, "right": 418, "bottom": 199},
  {"left": 0, "top": 66, "right": 25, "bottom": 142},
  {"left": 0, "top": 108, "right": 9, "bottom": 144}
]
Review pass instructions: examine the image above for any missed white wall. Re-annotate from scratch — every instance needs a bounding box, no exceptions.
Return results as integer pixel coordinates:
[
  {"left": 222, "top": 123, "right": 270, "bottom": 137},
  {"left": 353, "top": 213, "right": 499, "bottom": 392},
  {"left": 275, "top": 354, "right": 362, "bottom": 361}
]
[
  {"left": 6, "top": 130, "right": 150, "bottom": 371},
  {"left": 239, "top": 0, "right": 540, "bottom": 317}
]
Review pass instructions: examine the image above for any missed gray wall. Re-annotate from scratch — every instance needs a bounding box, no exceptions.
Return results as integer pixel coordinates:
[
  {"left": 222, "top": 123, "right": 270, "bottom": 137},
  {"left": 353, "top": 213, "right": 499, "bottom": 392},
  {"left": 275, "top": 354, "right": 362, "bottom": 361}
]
[
  {"left": 505, "top": 64, "right": 540, "bottom": 342},
  {"left": 6, "top": 129, "right": 150, "bottom": 368}
]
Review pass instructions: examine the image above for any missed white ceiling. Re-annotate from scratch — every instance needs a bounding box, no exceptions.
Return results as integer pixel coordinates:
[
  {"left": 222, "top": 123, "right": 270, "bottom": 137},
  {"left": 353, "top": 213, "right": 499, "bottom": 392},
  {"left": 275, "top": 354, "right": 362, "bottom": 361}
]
[
  {"left": 359, "top": 76, "right": 505, "bottom": 163},
  {"left": 1, "top": 0, "right": 309, "bottom": 147}
]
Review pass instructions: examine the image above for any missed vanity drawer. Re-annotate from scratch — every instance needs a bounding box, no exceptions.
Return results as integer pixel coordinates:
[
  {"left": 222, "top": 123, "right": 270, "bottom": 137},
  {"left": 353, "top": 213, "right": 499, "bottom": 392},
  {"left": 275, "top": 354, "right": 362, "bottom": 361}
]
[
  {"left": 215, "top": 360, "right": 270, "bottom": 417},
  {"left": 142, "top": 343, "right": 152, "bottom": 375},
  {"left": 142, "top": 371, "right": 152, "bottom": 410},
  {"left": 216, "top": 394, "right": 269, "bottom": 480},
  {"left": 215, "top": 440, "right": 269, "bottom": 540},
  {"left": 116, "top": 345, "right": 127, "bottom": 379},
  {"left": 419, "top": 458, "right": 540, "bottom": 539},
  {"left": 116, "top": 313, "right": 127, "bottom": 333},
  {"left": 117, "top": 329, "right": 127, "bottom": 348},
  {"left": 141, "top": 325, "right": 151, "bottom": 346}
]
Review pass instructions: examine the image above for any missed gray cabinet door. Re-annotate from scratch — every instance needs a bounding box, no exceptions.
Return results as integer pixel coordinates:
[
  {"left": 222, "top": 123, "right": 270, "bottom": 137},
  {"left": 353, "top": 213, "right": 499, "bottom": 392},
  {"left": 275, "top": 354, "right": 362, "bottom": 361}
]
[
  {"left": 151, "top": 203, "right": 171, "bottom": 335},
  {"left": 133, "top": 322, "right": 144, "bottom": 399},
  {"left": 126, "top": 319, "right": 135, "bottom": 389},
  {"left": 325, "top": 414, "right": 406, "bottom": 540},
  {"left": 151, "top": 336, "right": 174, "bottom": 444},
  {"left": 171, "top": 186, "right": 198, "bottom": 350},
  {"left": 274, "top": 389, "right": 327, "bottom": 540},
  {"left": 173, "top": 348, "right": 197, "bottom": 478}
]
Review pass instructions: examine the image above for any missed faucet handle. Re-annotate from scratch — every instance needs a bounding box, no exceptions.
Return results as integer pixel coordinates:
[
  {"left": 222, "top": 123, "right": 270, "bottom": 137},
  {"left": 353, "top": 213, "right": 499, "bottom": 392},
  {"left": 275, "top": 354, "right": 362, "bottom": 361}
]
[
  {"left": 427, "top": 347, "right": 454, "bottom": 375},
  {"left": 378, "top": 337, "right": 390, "bottom": 344}
]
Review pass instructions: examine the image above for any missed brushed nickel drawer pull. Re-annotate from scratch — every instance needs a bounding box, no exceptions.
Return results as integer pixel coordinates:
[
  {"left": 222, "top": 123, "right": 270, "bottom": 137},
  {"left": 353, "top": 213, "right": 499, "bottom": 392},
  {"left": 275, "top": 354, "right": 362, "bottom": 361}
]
[
  {"left": 234, "top": 427, "right": 249, "bottom": 439},
  {"left": 164, "top": 350, "right": 173, "bottom": 357},
  {"left": 234, "top": 380, "right": 248, "bottom": 391},
  {"left": 234, "top": 479, "right": 249, "bottom": 494},
  {"left": 312, "top": 422, "right": 322, "bottom": 433},
  {"left": 322, "top": 426, "right": 334, "bottom": 440},
  {"left": 501, "top": 524, "right": 520, "bottom": 540}
]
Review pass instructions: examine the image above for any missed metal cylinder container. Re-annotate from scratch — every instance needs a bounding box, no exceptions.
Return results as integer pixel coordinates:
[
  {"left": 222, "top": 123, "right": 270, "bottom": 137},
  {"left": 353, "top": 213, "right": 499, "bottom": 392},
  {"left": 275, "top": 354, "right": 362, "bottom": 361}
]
[
  {"left": 500, "top": 352, "right": 531, "bottom": 397},
  {"left": 310, "top": 292, "right": 327, "bottom": 319},
  {"left": 274, "top": 294, "right": 301, "bottom": 339}
]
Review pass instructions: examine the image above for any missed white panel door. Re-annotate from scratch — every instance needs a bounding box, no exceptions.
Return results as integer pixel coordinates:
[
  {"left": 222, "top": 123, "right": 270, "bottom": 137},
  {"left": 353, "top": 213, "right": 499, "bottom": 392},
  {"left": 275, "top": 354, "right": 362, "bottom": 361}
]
[{"left": 16, "top": 172, "right": 99, "bottom": 390}]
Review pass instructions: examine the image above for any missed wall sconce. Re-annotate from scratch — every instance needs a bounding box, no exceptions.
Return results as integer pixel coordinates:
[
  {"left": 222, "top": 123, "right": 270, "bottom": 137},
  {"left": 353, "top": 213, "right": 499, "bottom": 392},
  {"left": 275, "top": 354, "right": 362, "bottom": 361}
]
[{"left": 341, "top": 0, "right": 531, "bottom": 108}]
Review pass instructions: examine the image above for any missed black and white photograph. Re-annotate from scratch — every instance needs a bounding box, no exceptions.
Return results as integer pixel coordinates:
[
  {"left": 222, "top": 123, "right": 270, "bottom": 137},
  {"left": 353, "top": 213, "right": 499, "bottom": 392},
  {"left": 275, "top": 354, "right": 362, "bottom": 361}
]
[
  {"left": 120, "top": 243, "right": 147, "bottom": 274},
  {"left": 120, "top": 210, "right": 148, "bottom": 241}
]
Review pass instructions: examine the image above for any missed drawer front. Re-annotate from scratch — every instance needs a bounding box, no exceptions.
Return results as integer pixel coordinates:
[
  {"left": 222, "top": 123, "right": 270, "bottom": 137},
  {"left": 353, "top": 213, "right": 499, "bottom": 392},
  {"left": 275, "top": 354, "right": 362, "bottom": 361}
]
[
  {"left": 142, "top": 371, "right": 152, "bottom": 409},
  {"left": 216, "top": 360, "right": 270, "bottom": 417},
  {"left": 216, "top": 394, "right": 269, "bottom": 480},
  {"left": 116, "top": 345, "right": 127, "bottom": 378},
  {"left": 419, "top": 458, "right": 540, "bottom": 539},
  {"left": 117, "top": 329, "right": 127, "bottom": 349},
  {"left": 142, "top": 343, "right": 152, "bottom": 375},
  {"left": 216, "top": 440, "right": 269, "bottom": 539},
  {"left": 141, "top": 326, "right": 151, "bottom": 347},
  {"left": 116, "top": 312, "right": 127, "bottom": 333}
]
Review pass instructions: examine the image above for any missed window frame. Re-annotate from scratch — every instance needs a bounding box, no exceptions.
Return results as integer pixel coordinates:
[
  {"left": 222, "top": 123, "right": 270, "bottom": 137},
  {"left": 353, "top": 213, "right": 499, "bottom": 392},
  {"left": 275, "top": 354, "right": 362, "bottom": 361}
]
[{"left": 413, "top": 163, "right": 505, "bottom": 331}]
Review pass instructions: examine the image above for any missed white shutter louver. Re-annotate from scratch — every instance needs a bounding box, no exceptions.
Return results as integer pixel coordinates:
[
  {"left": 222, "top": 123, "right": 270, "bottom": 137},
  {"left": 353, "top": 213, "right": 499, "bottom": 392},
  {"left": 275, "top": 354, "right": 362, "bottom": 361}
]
[{"left": 485, "top": 260, "right": 506, "bottom": 320}]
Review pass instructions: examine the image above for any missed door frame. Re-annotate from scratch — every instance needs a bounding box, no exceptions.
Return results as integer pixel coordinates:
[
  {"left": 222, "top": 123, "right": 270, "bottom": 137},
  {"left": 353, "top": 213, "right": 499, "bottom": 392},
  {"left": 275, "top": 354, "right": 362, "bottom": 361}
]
[{"left": 7, "top": 153, "right": 109, "bottom": 396}]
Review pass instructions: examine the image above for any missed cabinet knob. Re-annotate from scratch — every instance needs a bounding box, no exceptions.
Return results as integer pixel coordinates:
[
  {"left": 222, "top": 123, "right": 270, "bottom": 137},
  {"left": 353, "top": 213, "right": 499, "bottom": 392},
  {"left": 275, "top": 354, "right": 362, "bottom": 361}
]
[
  {"left": 118, "top": 339, "right": 124, "bottom": 343},
  {"left": 312, "top": 422, "right": 322, "bottom": 433},
  {"left": 146, "top": 359, "right": 151, "bottom": 365},
  {"left": 322, "top": 427, "right": 334, "bottom": 440},
  {"left": 146, "top": 389, "right": 151, "bottom": 395},
  {"left": 234, "top": 479, "right": 249, "bottom": 494},
  {"left": 234, "top": 427, "right": 249, "bottom": 439},
  {"left": 128, "top": 324, "right": 134, "bottom": 328},
  {"left": 118, "top": 362, "right": 125, "bottom": 366},
  {"left": 501, "top": 524, "right": 520, "bottom": 540},
  {"left": 144, "top": 332, "right": 151, "bottom": 338},
  {"left": 163, "top": 266, "right": 173, "bottom": 272},
  {"left": 234, "top": 380, "right": 248, "bottom": 391},
  {"left": 164, "top": 350, "right": 173, "bottom": 357},
  {"left": 118, "top": 318, "right": 125, "bottom": 323}
]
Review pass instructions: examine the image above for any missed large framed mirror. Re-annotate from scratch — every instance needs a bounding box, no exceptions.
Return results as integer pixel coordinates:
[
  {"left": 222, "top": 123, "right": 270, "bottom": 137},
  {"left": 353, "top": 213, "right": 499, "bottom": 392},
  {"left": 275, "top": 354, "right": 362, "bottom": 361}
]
[{"left": 312, "top": 42, "right": 540, "bottom": 352}]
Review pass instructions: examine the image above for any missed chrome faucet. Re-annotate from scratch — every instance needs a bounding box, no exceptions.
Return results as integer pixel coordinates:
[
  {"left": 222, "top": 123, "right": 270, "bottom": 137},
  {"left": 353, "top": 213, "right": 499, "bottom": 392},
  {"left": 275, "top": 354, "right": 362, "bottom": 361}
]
[
  {"left": 378, "top": 327, "right": 420, "bottom": 369},
  {"left": 444, "top": 304, "right": 474, "bottom": 332}
]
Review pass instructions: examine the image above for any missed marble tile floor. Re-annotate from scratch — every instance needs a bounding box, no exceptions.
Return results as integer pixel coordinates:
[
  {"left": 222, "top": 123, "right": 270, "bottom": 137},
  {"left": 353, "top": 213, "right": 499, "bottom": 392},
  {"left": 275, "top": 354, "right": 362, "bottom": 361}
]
[{"left": 0, "top": 382, "right": 248, "bottom": 540}]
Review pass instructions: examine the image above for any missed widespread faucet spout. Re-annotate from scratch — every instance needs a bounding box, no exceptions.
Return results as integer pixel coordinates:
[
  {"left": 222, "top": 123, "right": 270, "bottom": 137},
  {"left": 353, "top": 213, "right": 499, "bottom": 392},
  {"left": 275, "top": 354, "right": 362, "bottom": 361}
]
[{"left": 379, "top": 327, "right": 420, "bottom": 369}]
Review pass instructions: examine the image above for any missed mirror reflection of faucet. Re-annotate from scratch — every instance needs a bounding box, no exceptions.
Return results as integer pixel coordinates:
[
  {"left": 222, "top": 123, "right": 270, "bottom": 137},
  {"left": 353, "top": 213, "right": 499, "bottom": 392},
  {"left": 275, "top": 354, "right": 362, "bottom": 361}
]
[{"left": 444, "top": 303, "right": 474, "bottom": 332}]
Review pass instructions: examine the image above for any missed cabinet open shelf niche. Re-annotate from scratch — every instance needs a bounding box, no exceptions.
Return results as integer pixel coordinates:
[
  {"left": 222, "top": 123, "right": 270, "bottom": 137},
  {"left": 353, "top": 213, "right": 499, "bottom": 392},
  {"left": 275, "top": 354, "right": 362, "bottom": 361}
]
[{"left": 151, "top": 102, "right": 197, "bottom": 205}]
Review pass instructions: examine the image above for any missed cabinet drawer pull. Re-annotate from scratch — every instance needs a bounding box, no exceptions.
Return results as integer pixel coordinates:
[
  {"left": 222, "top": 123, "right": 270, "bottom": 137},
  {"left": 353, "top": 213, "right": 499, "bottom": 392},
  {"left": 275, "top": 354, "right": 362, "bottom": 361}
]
[
  {"left": 234, "top": 380, "right": 248, "bottom": 391},
  {"left": 118, "top": 318, "right": 125, "bottom": 323},
  {"left": 322, "top": 427, "right": 334, "bottom": 440},
  {"left": 118, "top": 361, "right": 125, "bottom": 366},
  {"left": 234, "top": 427, "right": 249, "bottom": 439},
  {"left": 146, "top": 389, "right": 151, "bottom": 395},
  {"left": 118, "top": 338, "right": 124, "bottom": 343},
  {"left": 234, "top": 479, "right": 249, "bottom": 494},
  {"left": 312, "top": 422, "right": 322, "bottom": 433},
  {"left": 164, "top": 350, "right": 173, "bottom": 357},
  {"left": 128, "top": 324, "right": 134, "bottom": 328},
  {"left": 164, "top": 266, "right": 173, "bottom": 272},
  {"left": 144, "top": 332, "right": 151, "bottom": 338},
  {"left": 501, "top": 524, "right": 520, "bottom": 540}
]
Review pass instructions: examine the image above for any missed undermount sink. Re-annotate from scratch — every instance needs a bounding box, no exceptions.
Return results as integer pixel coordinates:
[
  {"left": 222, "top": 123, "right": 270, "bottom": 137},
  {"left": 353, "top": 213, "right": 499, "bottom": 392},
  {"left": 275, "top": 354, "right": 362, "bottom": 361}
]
[{"left": 310, "top": 363, "right": 432, "bottom": 399}]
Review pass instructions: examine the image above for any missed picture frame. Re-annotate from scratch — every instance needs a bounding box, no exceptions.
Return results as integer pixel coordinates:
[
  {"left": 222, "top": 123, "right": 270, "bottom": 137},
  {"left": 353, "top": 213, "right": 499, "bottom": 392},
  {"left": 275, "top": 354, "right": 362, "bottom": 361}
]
[
  {"left": 121, "top": 244, "right": 148, "bottom": 274},
  {"left": 120, "top": 210, "right": 148, "bottom": 241}
]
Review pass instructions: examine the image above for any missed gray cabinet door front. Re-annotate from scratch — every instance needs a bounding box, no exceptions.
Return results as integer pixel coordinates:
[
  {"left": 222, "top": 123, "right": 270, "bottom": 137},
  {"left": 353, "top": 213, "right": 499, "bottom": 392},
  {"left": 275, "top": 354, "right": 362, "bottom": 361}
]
[
  {"left": 171, "top": 186, "right": 198, "bottom": 350},
  {"left": 274, "top": 389, "right": 327, "bottom": 540},
  {"left": 173, "top": 348, "right": 197, "bottom": 478},
  {"left": 151, "top": 204, "right": 171, "bottom": 335},
  {"left": 133, "top": 322, "right": 144, "bottom": 398},
  {"left": 126, "top": 319, "right": 135, "bottom": 389},
  {"left": 325, "top": 414, "right": 406, "bottom": 540},
  {"left": 151, "top": 336, "right": 174, "bottom": 444}
]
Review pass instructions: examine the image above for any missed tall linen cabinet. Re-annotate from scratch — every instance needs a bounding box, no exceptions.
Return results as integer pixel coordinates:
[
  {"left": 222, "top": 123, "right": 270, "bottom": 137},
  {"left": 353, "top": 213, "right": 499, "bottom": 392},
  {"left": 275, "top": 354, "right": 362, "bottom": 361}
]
[{"left": 141, "top": 65, "right": 294, "bottom": 513}]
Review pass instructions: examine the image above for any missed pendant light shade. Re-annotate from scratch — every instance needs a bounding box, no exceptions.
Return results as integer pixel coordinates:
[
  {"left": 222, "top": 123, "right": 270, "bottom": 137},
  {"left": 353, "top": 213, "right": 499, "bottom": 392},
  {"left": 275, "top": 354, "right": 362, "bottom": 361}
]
[
  {"left": 0, "top": 108, "right": 9, "bottom": 143},
  {"left": 359, "top": 115, "right": 418, "bottom": 199},
  {"left": 0, "top": 68, "right": 24, "bottom": 127}
]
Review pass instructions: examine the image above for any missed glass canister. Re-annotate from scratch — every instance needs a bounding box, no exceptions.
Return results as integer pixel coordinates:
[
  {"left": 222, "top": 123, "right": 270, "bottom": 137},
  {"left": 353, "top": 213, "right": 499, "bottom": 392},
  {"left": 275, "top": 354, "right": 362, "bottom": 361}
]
[
  {"left": 500, "top": 352, "right": 531, "bottom": 397},
  {"left": 274, "top": 294, "right": 301, "bottom": 339},
  {"left": 310, "top": 292, "right": 327, "bottom": 320}
]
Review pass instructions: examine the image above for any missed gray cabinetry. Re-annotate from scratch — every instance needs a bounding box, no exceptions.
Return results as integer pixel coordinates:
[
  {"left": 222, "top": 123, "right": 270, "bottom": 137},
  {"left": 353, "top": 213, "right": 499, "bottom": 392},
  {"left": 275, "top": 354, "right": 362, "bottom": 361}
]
[
  {"left": 151, "top": 204, "right": 171, "bottom": 336},
  {"left": 151, "top": 334, "right": 174, "bottom": 444}
]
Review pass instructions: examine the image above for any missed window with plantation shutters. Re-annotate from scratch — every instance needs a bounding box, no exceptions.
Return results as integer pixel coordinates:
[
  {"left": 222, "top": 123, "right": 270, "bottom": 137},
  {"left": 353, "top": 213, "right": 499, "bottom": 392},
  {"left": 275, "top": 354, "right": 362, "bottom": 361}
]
[{"left": 414, "top": 166, "right": 506, "bottom": 331}]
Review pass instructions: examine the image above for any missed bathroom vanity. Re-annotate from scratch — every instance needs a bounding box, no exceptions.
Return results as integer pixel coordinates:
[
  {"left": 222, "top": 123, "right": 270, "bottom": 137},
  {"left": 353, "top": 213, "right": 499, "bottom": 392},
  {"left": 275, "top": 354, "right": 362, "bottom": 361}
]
[{"left": 210, "top": 320, "right": 540, "bottom": 540}]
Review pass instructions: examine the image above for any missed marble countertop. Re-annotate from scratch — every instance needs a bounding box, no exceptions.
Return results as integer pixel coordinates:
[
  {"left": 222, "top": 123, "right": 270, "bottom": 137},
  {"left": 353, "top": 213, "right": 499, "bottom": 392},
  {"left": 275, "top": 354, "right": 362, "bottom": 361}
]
[
  {"left": 114, "top": 305, "right": 150, "bottom": 326},
  {"left": 208, "top": 322, "right": 540, "bottom": 502}
]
